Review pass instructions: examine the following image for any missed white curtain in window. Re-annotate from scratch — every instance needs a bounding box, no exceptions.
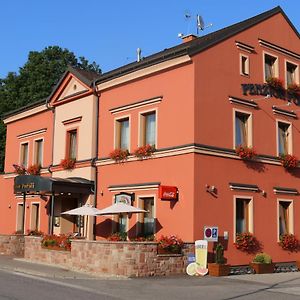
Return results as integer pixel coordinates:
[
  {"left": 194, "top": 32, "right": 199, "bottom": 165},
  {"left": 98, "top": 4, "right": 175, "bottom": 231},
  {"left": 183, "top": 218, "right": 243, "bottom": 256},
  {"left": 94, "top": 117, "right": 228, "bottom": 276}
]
[
  {"left": 278, "top": 126, "right": 288, "bottom": 155},
  {"left": 21, "top": 144, "right": 28, "bottom": 166},
  {"left": 235, "top": 115, "right": 247, "bottom": 147},
  {"left": 120, "top": 119, "right": 129, "bottom": 149},
  {"left": 279, "top": 204, "right": 288, "bottom": 236},
  {"left": 287, "top": 70, "right": 293, "bottom": 86},
  {"left": 69, "top": 132, "right": 77, "bottom": 159},
  {"left": 145, "top": 113, "right": 156, "bottom": 146}
]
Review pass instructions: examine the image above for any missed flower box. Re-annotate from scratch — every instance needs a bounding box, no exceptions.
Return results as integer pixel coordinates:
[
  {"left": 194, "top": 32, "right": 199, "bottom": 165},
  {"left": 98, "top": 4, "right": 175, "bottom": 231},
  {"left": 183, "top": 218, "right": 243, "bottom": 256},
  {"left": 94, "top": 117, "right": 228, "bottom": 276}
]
[
  {"left": 235, "top": 145, "right": 256, "bottom": 160},
  {"left": 266, "top": 77, "right": 284, "bottom": 90},
  {"left": 287, "top": 83, "right": 300, "bottom": 96},
  {"left": 250, "top": 262, "right": 275, "bottom": 274},
  {"left": 208, "top": 263, "right": 230, "bottom": 277},
  {"left": 109, "top": 149, "right": 130, "bottom": 162},
  {"left": 279, "top": 154, "right": 298, "bottom": 169},
  {"left": 27, "top": 164, "right": 41, "bottom": 175},
  {"left": 157, "top": 246, "right": 181, "bottom": 255},
  {"left": 133, "top": 144, "right": 155, "bottom": 159},
  {"left": 60, "top": 158, "right": 76, "bottom": 170},
  {"left": 157, "top": 235, "right": 183, "bottom": 254},
  {"left": 234, "top": 232, "right": 260, "bottom": 253}
]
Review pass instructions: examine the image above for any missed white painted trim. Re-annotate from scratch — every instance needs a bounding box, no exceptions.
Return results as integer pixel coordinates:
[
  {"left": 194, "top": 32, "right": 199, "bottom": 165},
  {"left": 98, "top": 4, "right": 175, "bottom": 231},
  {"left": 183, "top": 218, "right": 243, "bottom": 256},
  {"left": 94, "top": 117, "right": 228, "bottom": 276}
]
[
  {"left": 276, "top": 119, "right": 293, "bottom": 156},
  {"left": 136, "top": 194, "right": 156, "bottom": 236},
  {"left": 233, "top": 195, "right": 254, "bottom": 242},
  {"left": 113, "top": 114, "right": 131, "bottom": 152},
  {"left": 259, "top": 39, "right": 300, "bottom": 60},
  {"left": 17, "top": 128, "right": 47, "bottom": 139},
  {"left": 138, "top": 108, "right": 158, "bottom": 148},
  {"left": 235, "top": 42, "right": 254, "bottom": 53},
  {"left": 19, "top": 141, "right": 30, "bottom": 168},
  {"left": 29, "top": 202, "right": 41, "bottom": 231},
  {"left": 285, "top": 59, "right": 299, "bottom": 88},
  {"left": 277, "top": 199, "right": 294, "bottom": 242},
  {"left": 97, "top": 55, "right": 191, "bottom": 91},
  {"left": 32, "top": 137, "right": 44, "bottom": 166},
  {"left": 3, "top": 105, "right": 48, "bottom": 124},
  {"left": 110, "top": 97, "right": 162, "bottom": 114},
  {"left": 263, "top": 51, "right": 279, "bottom": 83},
  {"left": 233, "top": 108, "right": 253, "bottom": 148},
  {"left": 108, "top": 184, "right": 160, "bottom": 192},
  {"left": 239, "top": 53, "right": 249, "bottom": 76}
]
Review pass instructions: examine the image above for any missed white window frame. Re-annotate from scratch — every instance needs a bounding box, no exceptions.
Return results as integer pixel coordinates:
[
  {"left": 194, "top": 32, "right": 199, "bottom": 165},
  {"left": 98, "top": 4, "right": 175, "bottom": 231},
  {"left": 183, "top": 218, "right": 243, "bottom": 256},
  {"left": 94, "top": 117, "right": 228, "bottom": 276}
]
[
  {"left": 277, "top": 199, "right": 294, "bottom": 242},
  {"left": 19, "top": 141, "right": 29, "bottom": 167},
  {"left": 32, "top": 138, "right": 44, "bottom": 166},
  {"left": 233, "top": 195, "right": 254, "bottom": 242},
  {"left": 233, "top": 109, "right": 253, "bottom": 149},
  {"left": 138, "top": 108, "right": 158, "bottom": 147},
  {"left": 263, "top": 51, "right": 279, "bottom": 82},
  {"left": 113, "top": 115, "right": 131, "bottom": 151},
  {"left": 285, "top": 59, "right": 299, "bottom": 88},
  {"left": 30, "top": 202, "right": 41, "bottom": 231},
  {"left": 240, "top": 53, "right": 250, "bottom": 76},
  {"left": 136, "top": 194, "right": 156, "bottom": 236},
  {"left": 276, "top": 119, "right": 293, "bottom": 156},
  {"left": 16, "top": 202, "right": 25, "bottom": 232}
]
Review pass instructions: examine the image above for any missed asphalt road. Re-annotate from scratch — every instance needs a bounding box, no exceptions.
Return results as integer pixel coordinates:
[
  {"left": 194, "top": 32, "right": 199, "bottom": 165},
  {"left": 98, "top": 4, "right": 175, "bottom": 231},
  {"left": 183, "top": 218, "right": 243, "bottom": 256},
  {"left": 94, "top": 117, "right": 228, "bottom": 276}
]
[{"left": 1, "top": 268, "right": 300, "bottom": 300}]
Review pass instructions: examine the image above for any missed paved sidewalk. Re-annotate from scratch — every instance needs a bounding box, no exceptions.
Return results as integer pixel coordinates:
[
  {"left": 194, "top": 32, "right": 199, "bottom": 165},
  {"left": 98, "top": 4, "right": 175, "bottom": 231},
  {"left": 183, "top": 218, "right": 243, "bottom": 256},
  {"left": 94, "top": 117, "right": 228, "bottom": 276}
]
[{"left": 0, "top": 255, "right": 103, "bottom": 279}]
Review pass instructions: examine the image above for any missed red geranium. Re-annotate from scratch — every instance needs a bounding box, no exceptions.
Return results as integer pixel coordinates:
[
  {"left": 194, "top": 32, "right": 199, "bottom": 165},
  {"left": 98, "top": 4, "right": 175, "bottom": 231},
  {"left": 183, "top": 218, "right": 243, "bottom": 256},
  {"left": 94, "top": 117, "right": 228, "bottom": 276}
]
[
  {"left": 157, "top": 235, "right": 183, "bottom": 252},
  {"left": 27, "top": 164, "right": 41, "bottom": 175},
  {"left": 133, "top": 144, "right": 155, "bottom": 159},
  {"left": 235, "top": 145, "right": 256, "bottom": 160},
  {"left": 60, "top": 158, "right": 76, "bottom": 170},
  {"left": 235, "top": 232, "right": 260, "bottom": 253},
  {"left": 279, "top": 154, "right": 298, "bottom": 169},
  {"left": 266, "top": 77, "right": 284, "bottom": 89},
  {"left": 109, "top": 149, "right": 129, "bottom": 162},
  {"left": 279, "top": 234, "right": 299, "bottom": 252}
]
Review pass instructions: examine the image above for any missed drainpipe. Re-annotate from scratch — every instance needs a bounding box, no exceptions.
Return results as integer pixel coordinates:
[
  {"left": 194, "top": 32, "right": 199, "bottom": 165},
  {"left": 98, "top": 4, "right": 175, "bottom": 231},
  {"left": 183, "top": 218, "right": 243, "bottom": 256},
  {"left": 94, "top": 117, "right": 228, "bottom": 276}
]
[{"left": 92, "top": 80, "right": 100, "bottom": 240}]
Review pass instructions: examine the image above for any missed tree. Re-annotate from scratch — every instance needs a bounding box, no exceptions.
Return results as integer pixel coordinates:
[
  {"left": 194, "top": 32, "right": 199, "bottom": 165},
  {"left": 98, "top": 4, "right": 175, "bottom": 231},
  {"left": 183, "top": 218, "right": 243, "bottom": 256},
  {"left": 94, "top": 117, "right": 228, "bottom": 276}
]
[{"left": 0, "top": 46, "right": 101, "bottom": 171}]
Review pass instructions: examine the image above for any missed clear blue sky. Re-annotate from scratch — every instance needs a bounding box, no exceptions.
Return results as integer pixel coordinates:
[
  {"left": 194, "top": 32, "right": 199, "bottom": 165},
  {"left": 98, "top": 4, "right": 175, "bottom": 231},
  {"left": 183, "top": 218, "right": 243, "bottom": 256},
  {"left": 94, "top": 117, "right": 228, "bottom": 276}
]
[{"left": 0, "top": 0, "right": 299, "bottom": 78}]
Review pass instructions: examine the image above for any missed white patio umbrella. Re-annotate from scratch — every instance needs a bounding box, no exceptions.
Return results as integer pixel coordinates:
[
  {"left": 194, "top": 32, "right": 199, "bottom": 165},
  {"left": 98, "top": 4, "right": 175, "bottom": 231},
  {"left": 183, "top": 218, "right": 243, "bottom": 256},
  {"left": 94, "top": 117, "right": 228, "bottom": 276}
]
[
  {"left": 61, "top": 204, "right": 102, "bottom": 237},
  {"left": 97, "top": 203, "right": 147, "bottom": 215}
]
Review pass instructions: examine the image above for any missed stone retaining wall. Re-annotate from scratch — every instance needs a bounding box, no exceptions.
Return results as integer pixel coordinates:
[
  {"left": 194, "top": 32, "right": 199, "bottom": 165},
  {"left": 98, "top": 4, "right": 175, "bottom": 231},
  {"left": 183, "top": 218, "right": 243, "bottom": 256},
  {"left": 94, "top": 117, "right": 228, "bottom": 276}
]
[
  {"left": 24, "top": 236, "right": 194, "bottom": 277},
  {"left": 0, "top": 234, "right": 25, "bottom": 256}
]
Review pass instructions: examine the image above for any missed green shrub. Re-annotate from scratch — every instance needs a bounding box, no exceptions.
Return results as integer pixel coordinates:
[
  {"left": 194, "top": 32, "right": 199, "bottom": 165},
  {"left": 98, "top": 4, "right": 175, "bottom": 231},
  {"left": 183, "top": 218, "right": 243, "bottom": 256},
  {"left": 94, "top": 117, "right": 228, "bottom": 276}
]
[
  {"left": 215, "top": 243, "right": 225, "bottom": 264},
  {"left": 252, "top": 253, "right": 272, "bottom": 264}
]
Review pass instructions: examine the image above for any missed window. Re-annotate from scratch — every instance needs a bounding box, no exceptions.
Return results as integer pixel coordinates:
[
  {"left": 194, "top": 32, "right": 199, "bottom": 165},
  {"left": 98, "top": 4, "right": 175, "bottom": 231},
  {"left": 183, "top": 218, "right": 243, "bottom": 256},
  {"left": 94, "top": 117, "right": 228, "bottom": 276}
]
[
  {"left": 115, "top": 117, "right": 129, "bottom": 150},
  {"left": 235, "top": 198, "right": 250, "bottom": 234},
  {"left": 34, "top": 139, "right": 43, "bottom": 166},
  {"left": 20, "top": 143, "right": 29, "bottom": 167},
  {"left": 234, "top": 111, "right": 251, "bottom": 147},
  {"left": 264, "top": 53, "right": 278, "bottom": 81},
  {"left": 277, "top": 121, "right": 291, "bottom": 155},
  {"left": 113, "top": 214, "right": 128, "bottom": 235},
  {"left": 286, "top": 61, "right": 299, "bottom": 86},
  {"left": 67, "top": 129, "right": 77, "bottom": 159},
  {"left": 138, "top": 197, "right": 155, "bottom": 236},
  {"left": 278, "top": 200, "right": 293, "bottom": 238},
  {"left": 30, "top": 203, "right": 40, "bottom": 231},
  {"left": 234, "top": 196, "right": 253, "bottom": 241},
  {"left": 140, "top": 111, "right": 156, "bottom": 146},
  {"left": 16, "top": 203, "right": 24, "bottom": 232},
  {"left": 240, "top": 54, "right": 249, "bottom": 76}
]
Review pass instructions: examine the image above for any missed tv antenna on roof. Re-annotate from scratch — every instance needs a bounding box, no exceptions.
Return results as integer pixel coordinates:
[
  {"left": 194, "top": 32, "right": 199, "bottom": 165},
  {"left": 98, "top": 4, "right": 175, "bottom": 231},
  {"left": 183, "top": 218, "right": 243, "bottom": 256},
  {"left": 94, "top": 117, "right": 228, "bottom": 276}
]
[
  {"left": 179, "top": 12, "right": 213, "bottom": 38},
  {"left": 196, "top": 14, "right": 213, "bottom": 35}
]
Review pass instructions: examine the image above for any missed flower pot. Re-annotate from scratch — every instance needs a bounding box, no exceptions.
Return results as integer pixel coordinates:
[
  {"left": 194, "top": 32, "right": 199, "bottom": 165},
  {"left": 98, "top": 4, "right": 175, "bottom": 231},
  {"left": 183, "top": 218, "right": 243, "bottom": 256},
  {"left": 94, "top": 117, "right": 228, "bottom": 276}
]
[
  {"left": 250, "top": 262, "right": 274, "bottom": 274},
  {"left": 208, "top": 263, "right": 231, "bottom": 277}
]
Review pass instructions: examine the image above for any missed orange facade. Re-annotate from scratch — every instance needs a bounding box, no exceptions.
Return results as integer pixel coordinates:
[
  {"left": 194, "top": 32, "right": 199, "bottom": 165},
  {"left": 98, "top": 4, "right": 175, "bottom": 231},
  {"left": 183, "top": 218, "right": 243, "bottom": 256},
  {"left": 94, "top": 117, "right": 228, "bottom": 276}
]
[{"left": 1, "top": 7, "right": 300, "bottom": 265}]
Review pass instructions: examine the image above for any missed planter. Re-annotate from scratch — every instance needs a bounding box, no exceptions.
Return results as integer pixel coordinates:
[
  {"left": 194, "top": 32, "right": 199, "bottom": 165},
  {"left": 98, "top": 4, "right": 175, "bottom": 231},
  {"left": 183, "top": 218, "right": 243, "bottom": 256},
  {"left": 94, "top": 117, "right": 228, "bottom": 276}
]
[
  {"left": 296, "top": 261, "right": 300, "bottom": 270},
  {"left": 250, "top": 262, "right": 274, "bottom": 274},
  {"left": 208, "top": 263, "right": 231, "bottom": 277},
  {"left": 157, "top": 247, "right": 181, "bottom": 255}
]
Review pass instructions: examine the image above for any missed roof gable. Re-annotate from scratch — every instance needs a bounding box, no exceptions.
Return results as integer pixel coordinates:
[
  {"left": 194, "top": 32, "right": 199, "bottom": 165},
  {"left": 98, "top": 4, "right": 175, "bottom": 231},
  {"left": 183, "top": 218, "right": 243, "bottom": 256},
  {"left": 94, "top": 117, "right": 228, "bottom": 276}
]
[{"left": 48, "top": 68, "right": 95, "bottom": 107}]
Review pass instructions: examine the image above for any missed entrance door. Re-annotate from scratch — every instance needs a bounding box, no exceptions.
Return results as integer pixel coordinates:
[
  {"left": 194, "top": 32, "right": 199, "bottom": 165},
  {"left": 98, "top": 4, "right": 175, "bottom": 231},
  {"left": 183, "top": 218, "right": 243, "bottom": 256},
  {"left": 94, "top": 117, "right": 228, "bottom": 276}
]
[{"left": 61, "top": 198, "right": 80, "bottom": 234}]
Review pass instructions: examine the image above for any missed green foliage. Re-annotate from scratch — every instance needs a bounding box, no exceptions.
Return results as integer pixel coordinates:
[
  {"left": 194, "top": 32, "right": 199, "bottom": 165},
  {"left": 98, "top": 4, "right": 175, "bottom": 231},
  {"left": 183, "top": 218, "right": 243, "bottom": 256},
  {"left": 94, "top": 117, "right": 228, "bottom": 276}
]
[
  {"left": 252, "top": 252, "right": 272, "bottom": 264},
  {"left": 0, "top": 46, "right": 101, "bottom": 171},
  {"left": 215, "top": 243, "right": 225, "bottom": 264}
]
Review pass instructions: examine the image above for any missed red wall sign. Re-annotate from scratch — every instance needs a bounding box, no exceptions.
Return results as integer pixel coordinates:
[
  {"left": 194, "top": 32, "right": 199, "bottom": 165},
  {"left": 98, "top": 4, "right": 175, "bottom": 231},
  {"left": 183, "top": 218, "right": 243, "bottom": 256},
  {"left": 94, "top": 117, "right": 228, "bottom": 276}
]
[{"left": 159, "top": 186, "right": 178, "bottom": 200}]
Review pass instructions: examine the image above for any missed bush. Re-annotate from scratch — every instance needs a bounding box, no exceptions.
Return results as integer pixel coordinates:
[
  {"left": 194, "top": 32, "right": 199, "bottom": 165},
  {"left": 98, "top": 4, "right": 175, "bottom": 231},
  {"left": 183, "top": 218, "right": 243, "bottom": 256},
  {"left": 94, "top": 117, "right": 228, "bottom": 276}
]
[
  {"left": 252, "top": 253, "right": 272, "bottom": 264},
  {"left": 215, "top": 243, "right": 225, "bottom": 264},
  {"left": 107, "top": 232, "right": 127, "bottom": 241}
]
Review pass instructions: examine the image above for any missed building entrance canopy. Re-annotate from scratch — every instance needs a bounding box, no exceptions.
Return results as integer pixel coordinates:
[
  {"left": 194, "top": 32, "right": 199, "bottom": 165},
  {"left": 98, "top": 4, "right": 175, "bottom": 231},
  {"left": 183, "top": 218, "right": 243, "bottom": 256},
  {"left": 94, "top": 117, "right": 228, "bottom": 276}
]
[{"left": 14, "top": 175, "right": 94, "bottom": 195}]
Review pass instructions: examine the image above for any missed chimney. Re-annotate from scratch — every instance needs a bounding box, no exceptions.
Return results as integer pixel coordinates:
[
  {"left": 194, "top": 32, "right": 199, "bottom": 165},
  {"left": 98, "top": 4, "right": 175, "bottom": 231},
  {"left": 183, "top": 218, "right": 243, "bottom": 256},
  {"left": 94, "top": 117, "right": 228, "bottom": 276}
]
[{"left": 181, "top": 34, "right": 198, "bottom": 43}]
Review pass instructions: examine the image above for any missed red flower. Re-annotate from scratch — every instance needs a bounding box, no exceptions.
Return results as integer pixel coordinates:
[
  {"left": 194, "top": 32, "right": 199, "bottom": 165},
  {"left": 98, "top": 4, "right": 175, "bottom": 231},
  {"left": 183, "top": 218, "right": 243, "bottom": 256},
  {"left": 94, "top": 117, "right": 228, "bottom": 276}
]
[
  {"left": 287, "top": 83, "right": 300, "bottom": 95},
  {"left": 266, "top": 77, "right": 284, "bottom": 89},
  {"left": 235, "top": 146, "right": 256, "bottom": 160},
  {"left": 133, "top": 144, "right": 155, "bottom": 159},
  {"left": 279, "top": 154, "right": 298, "bottom": 169},
  {"left": 13, "top": 164, "right": 27, "bottom": 175},
  {"left": 109, "top": 149, "right": 130, "bottom": 162},
  {"left": 60, "top": 158, "right": 76, "bottom": 170},
  {"left": 234, "top": 232, "right": 260, "bottom": 253},
  {"left": 27, "top": 164, "right": 41, "bottom": 175},
  {"left": 279, "top": 234, "right": 299, "bottom": 252},
  {"left": 157, "top": 235, "right": 183, "bottom": 250}
]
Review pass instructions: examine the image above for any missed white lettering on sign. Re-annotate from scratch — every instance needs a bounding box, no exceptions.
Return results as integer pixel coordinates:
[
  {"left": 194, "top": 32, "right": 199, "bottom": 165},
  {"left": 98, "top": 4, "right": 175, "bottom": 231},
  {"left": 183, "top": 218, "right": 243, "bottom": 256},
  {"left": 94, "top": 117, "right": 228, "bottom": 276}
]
[{"left": 163, "top": 191, "right": 175, "bottom": 198}]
